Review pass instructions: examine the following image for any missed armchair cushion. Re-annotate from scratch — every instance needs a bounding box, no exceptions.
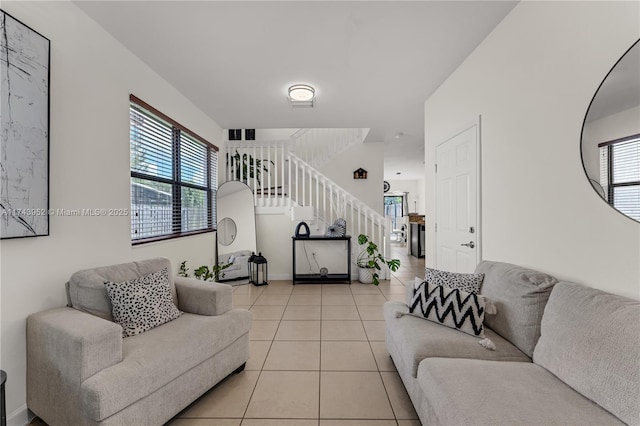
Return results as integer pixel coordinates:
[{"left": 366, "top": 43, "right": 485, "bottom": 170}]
[
  {"left": 67, "top": 258, "right": 176, "bottom": 322},
  {"left": 105, "top": 268, "right": 182, "bottom": 337},
  {"left": 81, "top": 309, "right": 252, "bottom": 421}
]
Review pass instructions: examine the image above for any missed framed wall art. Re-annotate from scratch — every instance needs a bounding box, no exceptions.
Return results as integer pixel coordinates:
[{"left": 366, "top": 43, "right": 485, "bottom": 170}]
[{"left": 0, "top": 10, "right": 50, "bottom": 239}]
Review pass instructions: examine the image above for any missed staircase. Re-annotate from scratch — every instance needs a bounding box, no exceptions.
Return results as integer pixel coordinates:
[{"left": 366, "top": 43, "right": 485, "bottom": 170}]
[
  {"left": 289, "top": 128, "right": 368, "bottom": 169},
  {"left": 223, "top": 128, "right": 391, "bottom": 278}
]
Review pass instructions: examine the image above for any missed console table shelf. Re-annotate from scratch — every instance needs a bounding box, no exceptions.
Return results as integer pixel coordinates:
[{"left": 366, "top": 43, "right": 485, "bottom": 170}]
[{"left": 292, "top": 235, "right": 351, "bottom": 284}]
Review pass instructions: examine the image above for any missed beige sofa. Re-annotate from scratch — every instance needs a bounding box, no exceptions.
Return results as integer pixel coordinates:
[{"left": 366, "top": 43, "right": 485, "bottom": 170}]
[
  {"left": 27, "top": 258, "right": 252, "bottom": 426},
  {"left": 384, "top": 260, "right": 640, "bottom": 426}
]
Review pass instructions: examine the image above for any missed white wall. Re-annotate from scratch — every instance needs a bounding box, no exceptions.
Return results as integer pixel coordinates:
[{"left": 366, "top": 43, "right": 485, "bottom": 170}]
[
  {"left": 319, "top": 141, "right": 384, "bottom": 215},
  {"left": 424, "top": 1, "right": 640, "bottom": 299},
  {"left": 256, "top": 211, "right": 357, "bottom": 280},
  {"left": 0, "top": 2, "right": 222, "bottom": 422},
  {"left": 254, "top": 128, "right": 298, "bottom": 141},
  {"left": 582, "top": 106, "right": 640, "bottom": 181}
]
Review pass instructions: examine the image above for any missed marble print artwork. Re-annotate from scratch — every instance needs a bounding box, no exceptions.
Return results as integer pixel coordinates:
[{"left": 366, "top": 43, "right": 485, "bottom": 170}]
[{"left": 0, "top": 11, "right": 50, "bottom": 238}]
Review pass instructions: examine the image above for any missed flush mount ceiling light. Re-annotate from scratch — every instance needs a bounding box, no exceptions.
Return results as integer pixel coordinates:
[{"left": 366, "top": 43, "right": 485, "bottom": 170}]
[{"left": 288, "top": 84, "right": 315, "bottom": 107}]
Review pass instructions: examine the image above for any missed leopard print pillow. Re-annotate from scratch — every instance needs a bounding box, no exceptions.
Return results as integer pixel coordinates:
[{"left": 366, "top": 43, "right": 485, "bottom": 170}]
[
  {"left": 105, "top": 268, "right": 182, "bottom": 337},
  {"left": 425, "top": 267, "right": 484, "bottom": 294}
]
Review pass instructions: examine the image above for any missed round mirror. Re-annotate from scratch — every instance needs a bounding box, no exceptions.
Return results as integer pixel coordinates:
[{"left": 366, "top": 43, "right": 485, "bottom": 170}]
[
  {"left": 581, "top": 39, "right": 640, "bottom": 222},
  {"left": 217, "top": 217, "right": 237, "bottom": 246}
]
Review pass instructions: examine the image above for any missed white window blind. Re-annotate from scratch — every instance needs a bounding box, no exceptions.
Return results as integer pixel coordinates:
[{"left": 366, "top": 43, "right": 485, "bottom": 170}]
[
  {"left": 599, "top": 134, "right": 640, "bottom": 221},
  {"left": 130, "top": 95, "right": 218, "bottom": 243}
]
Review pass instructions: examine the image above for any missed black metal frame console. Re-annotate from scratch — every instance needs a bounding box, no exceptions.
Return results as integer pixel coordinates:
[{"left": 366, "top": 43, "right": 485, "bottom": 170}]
[{"left": 292, "top": 235, "right": 351, "bottom": 284}]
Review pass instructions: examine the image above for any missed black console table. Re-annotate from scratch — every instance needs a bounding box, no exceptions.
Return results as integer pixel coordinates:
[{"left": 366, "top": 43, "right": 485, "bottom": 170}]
[{"left": 292, "top": 235, "right": 351, "bottom": 284}]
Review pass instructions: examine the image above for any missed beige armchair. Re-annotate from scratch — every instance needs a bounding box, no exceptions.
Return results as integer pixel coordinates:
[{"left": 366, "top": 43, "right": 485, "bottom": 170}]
[{"left": 27, "top": 258, "right": 251, "bottom": 426}]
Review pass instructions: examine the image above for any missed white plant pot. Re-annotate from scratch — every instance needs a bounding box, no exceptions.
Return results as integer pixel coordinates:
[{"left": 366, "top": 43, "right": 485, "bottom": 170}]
[{"left": 358, "top": 266, "right": 374, "bottom": 284}]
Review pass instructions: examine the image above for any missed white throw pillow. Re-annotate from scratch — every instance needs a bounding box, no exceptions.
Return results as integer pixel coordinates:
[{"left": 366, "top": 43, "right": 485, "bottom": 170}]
[
  {"left": 105, "top": 268, "right": 182, "bottom": 337},
  {"left": 425, "top": 267, "right": 484, "bottom": 294}
]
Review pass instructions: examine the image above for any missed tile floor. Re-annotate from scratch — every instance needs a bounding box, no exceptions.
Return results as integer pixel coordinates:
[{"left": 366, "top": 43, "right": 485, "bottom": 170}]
[
  {"left": 168, "top": 243, "right": 425, "bottom": 426},
  {"left": 30, "top": 244, "right": 425, "bottom": 426}
]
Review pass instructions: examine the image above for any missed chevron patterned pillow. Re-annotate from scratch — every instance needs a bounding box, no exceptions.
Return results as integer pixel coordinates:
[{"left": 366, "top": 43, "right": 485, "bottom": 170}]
[{"left": 408, "top": 280, "right": 487, "bottom": 337}]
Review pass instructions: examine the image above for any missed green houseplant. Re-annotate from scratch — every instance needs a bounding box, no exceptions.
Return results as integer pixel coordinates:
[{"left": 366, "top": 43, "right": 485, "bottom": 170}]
[
  {"left": 356, "top": 233, "right": 400, "bottom": 285},
  {"left": 179, "top": 260, "right": 230, "bottom": 282},
  {"left": 226, "top": 150, "right": 274, "bottom": 186}
]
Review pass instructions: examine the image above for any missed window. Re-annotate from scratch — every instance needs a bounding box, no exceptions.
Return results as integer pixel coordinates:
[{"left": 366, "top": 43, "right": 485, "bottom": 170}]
[
  {"left": 130, "top": 95, "right": 217, "bottom": 243},
  {"left": 384, "top": 195, "right": 404, "bottom": 230},
  {"left": 599, "top": 134, "right": 640, "bottom": 221}
]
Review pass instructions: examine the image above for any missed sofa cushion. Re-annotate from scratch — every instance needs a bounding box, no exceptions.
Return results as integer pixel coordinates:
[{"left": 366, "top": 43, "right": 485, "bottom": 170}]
[
  {"left": 475, "top": 260, "right": 557, "bottom": 357},
  {"left": 425, "top": 267, "right": 484, "bottom": 294},
  {"left": 105, "top": 268, "right": 182, "bottom": 337},
  {"left": 67, "top": 258, "right": 176, "bottom": 322},
  {"left": 418, "top": 358, "right": 624, "bottom": 426},
  {"left": 409, "top": 280, "right": 487, "bottom": 337},
  {"left": 384, "top": 301, "right": 530, "bottom": 378},
  {"left": 80, "top": 309, "right": 251, "bottom": 421},
  {"left": 533, "top": 281, "right": 640, "bottom": 425}
]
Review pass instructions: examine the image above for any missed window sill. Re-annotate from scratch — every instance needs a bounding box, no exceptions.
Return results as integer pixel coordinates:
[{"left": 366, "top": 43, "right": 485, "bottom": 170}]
[{"left": 132, "top": 228, "right": 215, "bottom": 246}]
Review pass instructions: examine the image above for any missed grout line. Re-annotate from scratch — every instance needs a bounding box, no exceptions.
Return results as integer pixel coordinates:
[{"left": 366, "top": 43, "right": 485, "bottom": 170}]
[
  {"left": 378, "top": 366, "right": 399, "bottom": 421},
  {"left": 193, "top": 278, "right": 425, "bottom": 425},
  {"left": 240, "top": 289, "right": 292, "bottom": 420}
]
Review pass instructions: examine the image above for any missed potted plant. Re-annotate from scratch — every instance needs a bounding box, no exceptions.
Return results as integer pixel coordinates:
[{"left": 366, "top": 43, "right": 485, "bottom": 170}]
[
  {"left": 226, "top": 150, "right": 274, "bottom": 186},
  {"left": 356, "top": 233, "right": 400, "bottom": 285},
  {"left": 179, "top": 261, "right": 230, "bottom": 282}
]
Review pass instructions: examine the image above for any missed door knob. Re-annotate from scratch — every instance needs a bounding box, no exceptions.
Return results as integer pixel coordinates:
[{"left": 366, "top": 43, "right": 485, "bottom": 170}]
[{"left": 461, "top": 241, "right": 475, "bottom": 249}]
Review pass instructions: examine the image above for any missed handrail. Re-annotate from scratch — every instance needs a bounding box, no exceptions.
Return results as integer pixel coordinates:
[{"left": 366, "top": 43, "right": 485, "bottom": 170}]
[
  {"left": 288, "top": 152, "right": 389, "bottom": 274},
  {"left": 222, "top": 129, "right": 390, "bottom": 276},
  {"left": 288, "top": 128, "right": 367, "bottom": 168}
]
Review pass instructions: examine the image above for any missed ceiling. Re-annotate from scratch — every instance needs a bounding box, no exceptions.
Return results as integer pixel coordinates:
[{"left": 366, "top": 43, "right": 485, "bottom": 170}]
[{"left": 77, "top": 1, "right": 518, "bottom": 181}]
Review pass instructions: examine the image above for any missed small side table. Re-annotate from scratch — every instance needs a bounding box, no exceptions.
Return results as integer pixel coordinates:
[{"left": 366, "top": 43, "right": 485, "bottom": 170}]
[{"left": 1, "top": 370, "right": 6, "bottom": 426}]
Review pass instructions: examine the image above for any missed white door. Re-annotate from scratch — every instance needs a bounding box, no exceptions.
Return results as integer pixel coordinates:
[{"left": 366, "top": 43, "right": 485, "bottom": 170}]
[{"left": 435, "top": 120, "right": 480, "bottom": 273}]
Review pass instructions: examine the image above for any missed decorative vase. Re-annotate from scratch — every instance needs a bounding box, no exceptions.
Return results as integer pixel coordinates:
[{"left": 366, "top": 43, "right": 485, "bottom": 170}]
[
  {"left": 325, "top": 217, "right": 346, "bottom": 237},
  {"left": 358, "top": 266, "right": 374, "bottom": 284}
]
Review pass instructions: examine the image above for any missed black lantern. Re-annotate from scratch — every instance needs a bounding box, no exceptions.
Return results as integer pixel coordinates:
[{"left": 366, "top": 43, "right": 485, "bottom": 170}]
[{"left": 248, "top": 252, "right": 268, "bottom": 286}]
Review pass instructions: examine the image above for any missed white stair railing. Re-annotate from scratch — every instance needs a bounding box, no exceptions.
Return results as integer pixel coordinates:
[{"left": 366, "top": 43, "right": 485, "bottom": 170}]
[
  {"left": 223, "top": 130, "right": 391, "bottom": 274},
  {"left": 223, "top": 141, "right": 387, "bottom": 238},
  {"left": 289, "top": 128, "right": 367, "bottom": 168},
  {"left": 288, "top": 153, "right": 389, "bottom": 272},
  {"left": 224, "top": 141, "right": 289, "bottom": 208}
]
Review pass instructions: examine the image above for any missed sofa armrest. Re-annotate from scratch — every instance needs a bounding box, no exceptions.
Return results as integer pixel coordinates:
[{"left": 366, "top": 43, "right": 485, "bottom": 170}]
[
  {"left": 175, "top": 276, "right": 232, "bottom": 316},
  {"left": 27, "top": 307, "right": 123, "bottom": 385}
]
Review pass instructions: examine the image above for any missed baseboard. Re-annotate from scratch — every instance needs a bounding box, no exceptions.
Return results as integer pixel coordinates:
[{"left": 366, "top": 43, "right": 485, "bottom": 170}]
[
  {"left": 267, "top": 273, "right": 359, "bottom": 282},
  {"left": 267, "top": 274, "right": 292, "bottom": 280},
  {"left": 7, "top": 405, "right": 32, "bottom": 426}
]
